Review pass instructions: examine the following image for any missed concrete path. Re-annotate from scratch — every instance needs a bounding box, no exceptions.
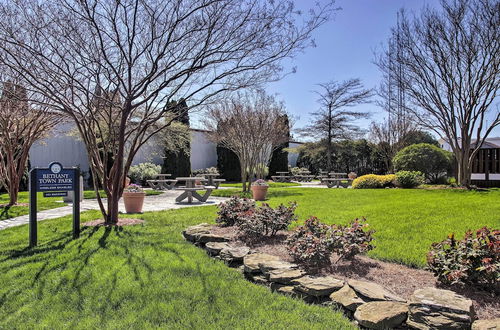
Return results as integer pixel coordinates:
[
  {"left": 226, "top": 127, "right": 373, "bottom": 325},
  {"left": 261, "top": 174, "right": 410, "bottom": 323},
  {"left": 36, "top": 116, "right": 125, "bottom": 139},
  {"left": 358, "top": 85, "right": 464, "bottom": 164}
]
[{"left": 0, "top": 190, "right": 228, "bottom": 231}]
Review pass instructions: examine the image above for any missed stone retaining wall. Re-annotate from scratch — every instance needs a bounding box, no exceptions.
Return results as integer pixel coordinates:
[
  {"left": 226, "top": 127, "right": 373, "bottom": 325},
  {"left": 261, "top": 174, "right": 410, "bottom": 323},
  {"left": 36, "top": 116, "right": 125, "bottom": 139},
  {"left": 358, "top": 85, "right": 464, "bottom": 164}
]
[{"left": 183, "top": 224, "right": 499, "bottom": 330}]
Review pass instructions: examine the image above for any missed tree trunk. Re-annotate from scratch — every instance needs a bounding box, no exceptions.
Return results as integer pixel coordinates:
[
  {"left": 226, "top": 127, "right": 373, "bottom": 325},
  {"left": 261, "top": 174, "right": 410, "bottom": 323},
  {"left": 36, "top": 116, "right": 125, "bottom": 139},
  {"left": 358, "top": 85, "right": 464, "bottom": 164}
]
[
  {"left": 8, "top": 183, "right": 19, "bottom": 206},
  {"left": 456, "top": 154, "right": 471, "bottom": 188}
]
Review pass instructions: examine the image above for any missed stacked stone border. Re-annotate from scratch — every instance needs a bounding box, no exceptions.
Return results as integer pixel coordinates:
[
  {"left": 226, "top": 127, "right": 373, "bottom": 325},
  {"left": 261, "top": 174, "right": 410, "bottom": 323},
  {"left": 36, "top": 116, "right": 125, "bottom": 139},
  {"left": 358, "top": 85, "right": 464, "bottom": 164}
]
[{"left": 183, "top": 223, "right": 499, "bottom": 330}]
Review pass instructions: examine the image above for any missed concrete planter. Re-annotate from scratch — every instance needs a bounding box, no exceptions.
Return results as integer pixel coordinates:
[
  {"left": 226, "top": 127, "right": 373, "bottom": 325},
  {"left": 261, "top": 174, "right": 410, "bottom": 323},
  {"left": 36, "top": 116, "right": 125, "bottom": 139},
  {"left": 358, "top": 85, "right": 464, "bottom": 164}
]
[
  {"left": 251, "top": 185, "right": 268, "bottom": 201},
  {"left": 122, "top": 192, "right": 146, "bottom": 213}
]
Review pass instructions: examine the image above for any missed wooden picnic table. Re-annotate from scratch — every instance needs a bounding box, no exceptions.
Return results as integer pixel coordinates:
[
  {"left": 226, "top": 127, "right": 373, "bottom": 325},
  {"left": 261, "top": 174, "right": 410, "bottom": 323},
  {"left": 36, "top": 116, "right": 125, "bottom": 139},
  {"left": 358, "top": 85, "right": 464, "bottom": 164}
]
[
  {"left": 175, "top": 177, "right": 214, "bottom": 203},
  {"left": 146, "top": 174, "right": 176, "bottom": 190},
  {"left": 271, "top": 175, "right": 292, "bottom": 183}
]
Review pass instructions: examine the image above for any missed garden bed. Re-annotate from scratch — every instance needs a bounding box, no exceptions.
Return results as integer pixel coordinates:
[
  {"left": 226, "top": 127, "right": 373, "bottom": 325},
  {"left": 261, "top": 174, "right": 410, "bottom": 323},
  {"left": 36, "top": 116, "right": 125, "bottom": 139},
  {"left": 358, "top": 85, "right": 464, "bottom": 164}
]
[{"left": 208, "top": 225, "right": 499, "bottom": 320}]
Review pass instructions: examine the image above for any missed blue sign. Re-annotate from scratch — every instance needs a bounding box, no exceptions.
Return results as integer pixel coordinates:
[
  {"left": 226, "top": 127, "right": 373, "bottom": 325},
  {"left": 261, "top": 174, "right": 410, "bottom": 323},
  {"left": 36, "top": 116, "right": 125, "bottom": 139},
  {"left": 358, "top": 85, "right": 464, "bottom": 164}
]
[{"left": 35, "top": 162, "right": 76, "bottom": 192}]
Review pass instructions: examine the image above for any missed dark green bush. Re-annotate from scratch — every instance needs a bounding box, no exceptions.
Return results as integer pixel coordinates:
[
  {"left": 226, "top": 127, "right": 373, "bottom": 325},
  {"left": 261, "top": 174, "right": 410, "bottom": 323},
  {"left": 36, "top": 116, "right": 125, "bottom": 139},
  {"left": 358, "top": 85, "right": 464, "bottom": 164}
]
[
  {"left": 393, "top": 143, "right": 452, "bottom": 183},
  {"left": 427, "top": 227, "right": 499, "bottom": 292},
  {"left": 395, "top": 171, "right": 425, "bottom": 188}
]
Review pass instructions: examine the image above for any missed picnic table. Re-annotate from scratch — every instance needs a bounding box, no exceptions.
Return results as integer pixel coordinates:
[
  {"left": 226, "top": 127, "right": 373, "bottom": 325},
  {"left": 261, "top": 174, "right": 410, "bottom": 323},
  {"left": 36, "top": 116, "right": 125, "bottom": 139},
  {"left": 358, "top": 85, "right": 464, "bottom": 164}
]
[
  {"left": 323, "top": 172, "right": 353, "bottom": 188},
  {"left": 146, "top": 174, "right": 178, "bottom": 190},
  {"left": 175, "top": 177, "right": 214, "bottom": 203},
  {"left": 200, "top": 173, "right": 226, "bottom": 189}
]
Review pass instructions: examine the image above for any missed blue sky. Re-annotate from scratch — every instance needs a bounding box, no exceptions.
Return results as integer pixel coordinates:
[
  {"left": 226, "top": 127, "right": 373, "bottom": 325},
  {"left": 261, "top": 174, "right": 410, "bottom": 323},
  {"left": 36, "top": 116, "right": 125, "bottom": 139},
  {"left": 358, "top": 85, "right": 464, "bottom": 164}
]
[{"left": 265, "top": 0, "right": 437, "bottom": 139}]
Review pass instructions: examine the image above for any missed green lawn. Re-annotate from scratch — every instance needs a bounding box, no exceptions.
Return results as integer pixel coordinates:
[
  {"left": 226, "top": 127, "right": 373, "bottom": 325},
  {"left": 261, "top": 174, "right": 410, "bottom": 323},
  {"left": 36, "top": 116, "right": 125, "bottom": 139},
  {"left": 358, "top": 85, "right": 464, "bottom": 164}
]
[
  {"left": 213, "top": 187, "right": 500, "bottom": 268},
  {"left": 0, "top": 192, "right": 66, "bottom": 220},
  {"left": 0, "top": 208, "right": 353, "bottom": 329}
]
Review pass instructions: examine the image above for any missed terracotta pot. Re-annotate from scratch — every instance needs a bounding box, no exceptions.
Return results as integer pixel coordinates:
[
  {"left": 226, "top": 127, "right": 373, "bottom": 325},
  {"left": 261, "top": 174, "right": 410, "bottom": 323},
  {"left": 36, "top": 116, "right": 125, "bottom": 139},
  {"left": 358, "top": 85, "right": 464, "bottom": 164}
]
[
  {"left": 122, "top": 192, "right": 146, "bottom": 213},
  {"left": 124, "top": 177, "right": 131, "bottom": 188},
  {"left": 251, "top": 185, "right": 268, "bottom": 201}
]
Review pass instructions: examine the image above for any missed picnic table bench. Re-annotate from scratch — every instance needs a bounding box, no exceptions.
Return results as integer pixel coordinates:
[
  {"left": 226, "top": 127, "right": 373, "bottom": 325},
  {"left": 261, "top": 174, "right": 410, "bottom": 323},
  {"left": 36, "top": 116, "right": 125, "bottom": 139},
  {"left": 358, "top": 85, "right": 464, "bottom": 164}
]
[
  {"left": 271, "top": 175, "right": 292, "bottom": 183},
  {"left": 175, "top": 177, "right": 214, "bottom": 203},
  {"left": 322, "top": 173, "right": 353, "bottom": 188},
  {"left": 147, "top": 174, "right": 177, "bottom": 190}
]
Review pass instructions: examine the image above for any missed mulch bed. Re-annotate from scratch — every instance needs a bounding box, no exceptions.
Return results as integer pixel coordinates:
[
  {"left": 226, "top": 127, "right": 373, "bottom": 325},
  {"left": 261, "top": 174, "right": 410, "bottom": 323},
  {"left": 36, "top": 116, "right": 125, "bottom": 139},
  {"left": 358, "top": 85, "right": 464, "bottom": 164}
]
[
  {"left": 82, "top": 218, "right": 145, "bottom": 227},
  {"left": 211, "top": 225, "right": 499, "bottom": 320}
]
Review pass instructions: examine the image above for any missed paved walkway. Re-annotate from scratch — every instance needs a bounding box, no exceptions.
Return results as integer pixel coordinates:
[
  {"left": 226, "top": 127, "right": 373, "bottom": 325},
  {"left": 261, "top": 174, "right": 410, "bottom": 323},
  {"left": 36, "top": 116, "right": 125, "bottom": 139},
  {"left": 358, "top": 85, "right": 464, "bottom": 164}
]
[{"left": 0, "top": 190, "right": 228, "bottom": 231}]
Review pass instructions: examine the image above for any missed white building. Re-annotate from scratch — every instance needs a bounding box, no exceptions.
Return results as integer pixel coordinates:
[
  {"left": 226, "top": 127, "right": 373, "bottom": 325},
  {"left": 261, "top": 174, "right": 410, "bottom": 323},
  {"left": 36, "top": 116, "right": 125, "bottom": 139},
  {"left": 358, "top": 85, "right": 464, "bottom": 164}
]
[{"left": 29, "top": 123, "right": 302, "bottom": 185}]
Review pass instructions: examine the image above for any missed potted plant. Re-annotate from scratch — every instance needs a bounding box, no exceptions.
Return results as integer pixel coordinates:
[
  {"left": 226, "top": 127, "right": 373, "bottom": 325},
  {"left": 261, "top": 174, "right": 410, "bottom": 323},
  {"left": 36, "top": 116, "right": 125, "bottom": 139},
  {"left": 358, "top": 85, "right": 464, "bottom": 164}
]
[
  {"left": 251, "top": 179, "right": 269, "bottom": 201},
  {"left": 122, "top": 184, "right": 146, "bottom": 213}
]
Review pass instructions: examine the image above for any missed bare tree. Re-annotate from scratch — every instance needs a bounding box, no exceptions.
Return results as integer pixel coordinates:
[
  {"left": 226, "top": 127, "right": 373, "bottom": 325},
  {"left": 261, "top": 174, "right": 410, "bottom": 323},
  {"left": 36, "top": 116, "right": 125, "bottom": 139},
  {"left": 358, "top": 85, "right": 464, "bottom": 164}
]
[
  {"left": 204, "top": 91, "right": 290, "bottom": 192},
  {"left": 0, "top": 0, "right": 336, "bottom": 224},
  {"left": 380, "top": 0, "right": 500, "bottom": 186},
  {"left": 298, "top": 79, "right": 373, "bottom": 171},
  {"left": 0, "top": 80, "right": 61, "bottom": 206}
]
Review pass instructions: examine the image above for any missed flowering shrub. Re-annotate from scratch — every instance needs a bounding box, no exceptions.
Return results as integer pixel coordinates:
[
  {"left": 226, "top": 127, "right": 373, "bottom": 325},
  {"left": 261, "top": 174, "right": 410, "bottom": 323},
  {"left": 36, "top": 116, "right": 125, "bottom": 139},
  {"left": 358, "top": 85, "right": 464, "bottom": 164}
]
[
  {"left": 329, "top": 218, "right": 375, "bottom": 261},
  {"left": 395, "top": 170, "right": 425, "bottom": 188},
  {"left": 287, "top": 217, "right": 333, "bottom": 265},
  {"left": 427, "top": 227, "right": 499, "bottom": 290},
  {"left": 251, "top": 179, "right": 269, "bottom": 186},
  {"left": 128, "top": 162, "right": 161, "bottom": 185},
  {"left": 237, "top": 202, "right": 297, "bottom": 236},
  {"left": 192, "top": 167, "right": 219, "bottom": 176},
  {"left": 124, "top": 184, "right": 144, "bottom": 193},
  {"left": 352, "top": 174, "right": 396, "bottom": 189},
  {"left": 216, "top": 196, "right": 255, "bottom": 227},
  {"left": 287, "top": 217, "right": 375, "bottom": 265}
]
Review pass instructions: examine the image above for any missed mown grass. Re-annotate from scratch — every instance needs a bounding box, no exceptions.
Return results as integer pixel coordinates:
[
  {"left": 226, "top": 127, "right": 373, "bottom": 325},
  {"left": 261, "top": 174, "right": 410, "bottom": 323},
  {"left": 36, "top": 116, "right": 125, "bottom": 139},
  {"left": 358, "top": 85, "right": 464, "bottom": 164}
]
[
  {"left": 0, "top": 208, "right": 353, "bottom": 329},
  {"left": 0, "top": 192, "right": 66, "bottom": 220},
  {"left": 213, "top": 187, "right": 500, "bottom": 268}
]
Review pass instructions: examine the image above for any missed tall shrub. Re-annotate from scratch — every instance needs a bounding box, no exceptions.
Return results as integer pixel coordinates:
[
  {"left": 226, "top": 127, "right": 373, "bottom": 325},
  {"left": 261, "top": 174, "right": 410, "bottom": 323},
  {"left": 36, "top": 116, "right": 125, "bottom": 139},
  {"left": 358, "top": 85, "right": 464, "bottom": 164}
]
[{"left": 393, "top": 143, "right": 452, "bottom": 183}]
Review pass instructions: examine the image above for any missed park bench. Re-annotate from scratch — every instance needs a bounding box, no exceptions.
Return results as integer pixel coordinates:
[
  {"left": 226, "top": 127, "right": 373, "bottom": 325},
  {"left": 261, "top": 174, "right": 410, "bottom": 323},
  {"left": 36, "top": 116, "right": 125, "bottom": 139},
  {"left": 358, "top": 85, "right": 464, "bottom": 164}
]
[{"left": 271, "top": 175, "right": 292, "bottom": 183}]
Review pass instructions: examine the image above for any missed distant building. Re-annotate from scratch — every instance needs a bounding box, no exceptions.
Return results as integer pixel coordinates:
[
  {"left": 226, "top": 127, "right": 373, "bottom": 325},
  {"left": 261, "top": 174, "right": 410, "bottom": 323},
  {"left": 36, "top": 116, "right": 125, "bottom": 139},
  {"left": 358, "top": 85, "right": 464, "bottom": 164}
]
[
  {"left": 440, "top": 137, "right": 500, "bottom": 187},
  {"left": 29, "top": 123, "right": 302, "bottom": 187}
]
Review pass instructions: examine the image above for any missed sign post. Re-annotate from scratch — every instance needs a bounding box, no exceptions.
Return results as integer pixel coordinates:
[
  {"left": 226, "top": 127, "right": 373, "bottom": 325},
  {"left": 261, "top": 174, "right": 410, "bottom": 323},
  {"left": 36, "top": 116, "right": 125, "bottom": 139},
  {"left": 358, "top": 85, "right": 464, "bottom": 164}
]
[{"left": 29, "top": 162, "right": 80, "bottom": 247}]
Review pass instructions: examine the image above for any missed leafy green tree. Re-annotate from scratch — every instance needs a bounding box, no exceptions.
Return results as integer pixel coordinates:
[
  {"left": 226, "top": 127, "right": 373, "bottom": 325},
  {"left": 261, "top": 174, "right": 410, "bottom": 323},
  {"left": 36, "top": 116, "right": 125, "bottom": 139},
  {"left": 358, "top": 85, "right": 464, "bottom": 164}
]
[{"left": 393, "top": 143, "right": 453, "bottom": 183}]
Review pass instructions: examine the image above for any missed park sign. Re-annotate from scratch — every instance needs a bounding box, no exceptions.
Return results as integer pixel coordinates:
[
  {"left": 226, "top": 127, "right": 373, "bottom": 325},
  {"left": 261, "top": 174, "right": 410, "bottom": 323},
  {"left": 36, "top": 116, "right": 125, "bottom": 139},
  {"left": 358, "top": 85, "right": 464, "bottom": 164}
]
[{"left": 29, "top": 162, "right": 81, "bottom": 247}]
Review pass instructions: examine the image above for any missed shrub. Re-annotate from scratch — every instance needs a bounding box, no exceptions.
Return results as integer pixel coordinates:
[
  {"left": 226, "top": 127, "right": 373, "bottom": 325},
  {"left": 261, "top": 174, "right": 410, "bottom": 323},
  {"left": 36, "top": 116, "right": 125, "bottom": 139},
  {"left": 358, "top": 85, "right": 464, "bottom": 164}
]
[
  {"left": 395, "top": 171, "right": 425, "bottom": 188},
  {"left": 237, "top": 202, "right": 297, "bottom": 236},
  {"left": 287, "top": 217, "right": 375, "bottom": 265},
  {"left": 128, "top": 162, "right": 161, "bottom": 185},
  {"left": 216, "top": 196, "right": 255, "bottom": 227},
  {"left": 393, "top": 143, "right": 452, "bottom": 183},
  {"left": 330, "top": 218, "right": 375, "bottom": 261},
  {"left": 352, "top": 174, "right": 396, "bottom": 189},
  {"left": 192, "top": 167, "right": 219, "bottom": 176},
  {"left": 427, "top": 227, "right": 499, "bottom": 291},
  {"left": 290, "top": 166, "right": 310, "bottom": 176},
  {"left": 287, "top": 217, "right": 334, "bottom": 265}
]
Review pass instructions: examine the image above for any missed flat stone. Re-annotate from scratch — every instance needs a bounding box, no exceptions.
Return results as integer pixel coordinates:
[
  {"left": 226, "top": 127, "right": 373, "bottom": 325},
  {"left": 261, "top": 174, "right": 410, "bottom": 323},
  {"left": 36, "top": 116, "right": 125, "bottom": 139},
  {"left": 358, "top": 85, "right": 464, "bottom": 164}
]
[
  {"left": 407, "top": 287, "right": 474, "bottom": 330},
  {"left": 292, "top": 276, "right": 344, "bottom": 297},
  {"left": 196, "top": 233, "right": 230, "bottom": 243},
  {"left": 219, "top": 246, "right": 250, "bottom": 262},
  {"left": 243, "top": 253, "right": 280, "bottom": 274},
  {"left": 182, "top": 223, "right": 212, "bottom": 242},
  {"left": 277, "top": 286, "right": 296, "bottom": 295},
  {"left": 258, "top": 260, "right": 298, "bottom": 275},
  {"left": 354, "top": 301, "right": 408, "bottom": 330},
  {"left": 268, "top": 268, "right": 306, "bottom": 284},
  {"left": 348, "top": 279, "right": 405, "bottom": 302},
  {"left": 472, "top": 319, "right": 500, "bottom": 330},
  {"left": 205, "top": 242, "right": 230, "bottom": 256},
  {"left": 249, "top": 275, "right": 269, "bottom": 285},
  {"left": 329, "top": 284, "right": 366, "bottom": 311}
]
